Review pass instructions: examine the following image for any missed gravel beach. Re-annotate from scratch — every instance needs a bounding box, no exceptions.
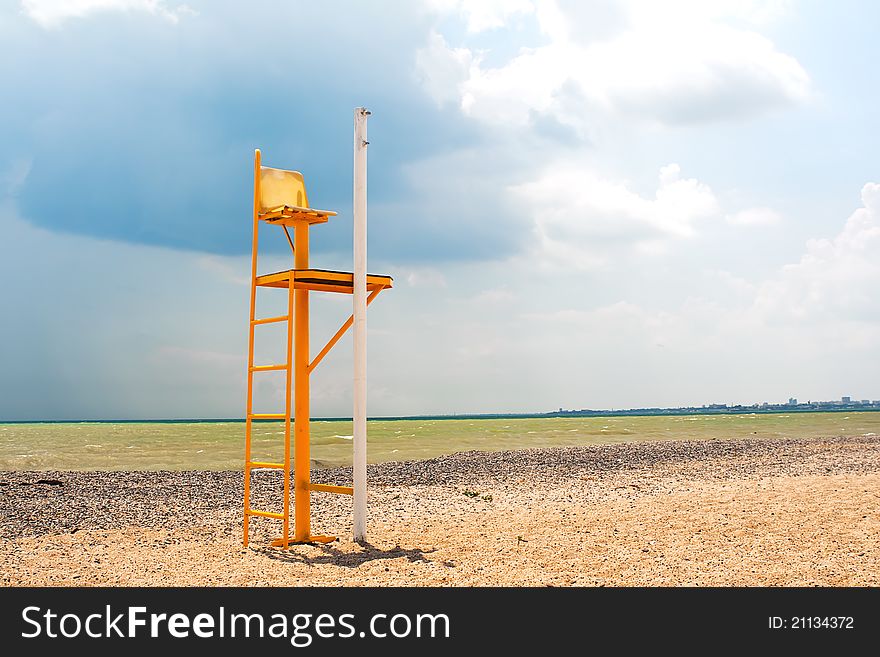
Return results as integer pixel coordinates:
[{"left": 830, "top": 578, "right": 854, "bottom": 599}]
[{"left": 2, "top": 434, "right": 878, "bottom": 586}]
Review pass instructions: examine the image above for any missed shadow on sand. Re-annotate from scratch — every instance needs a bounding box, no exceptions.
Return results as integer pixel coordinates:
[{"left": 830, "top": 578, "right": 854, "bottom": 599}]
[{"left": 255, "top": 541, "right": 450, "bottom": 568}]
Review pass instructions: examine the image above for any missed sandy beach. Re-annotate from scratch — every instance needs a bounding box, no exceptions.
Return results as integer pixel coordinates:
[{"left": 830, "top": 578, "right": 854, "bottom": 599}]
[{"left": 2, "top": 434, "right": 878, "bottom": 586}]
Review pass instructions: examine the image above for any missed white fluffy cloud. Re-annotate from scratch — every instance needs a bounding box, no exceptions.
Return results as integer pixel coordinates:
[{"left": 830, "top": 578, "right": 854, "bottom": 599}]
[
  {"left": 510, "top": 180, "right": 880, "bottom": 406},
  {"left": 21, "top": 0, "right": 193, "bottom": 28},
  {"left": 418, "top": 0, "right": 810, "bottom": 129},
  {"left": 425, "top": 0, "right": 534, "bottom": 33},
  {"left": 604, "top": 182, "right": 880, "bottom": 345},
  {"left": 753, "top": 183, "right": 880, "bottom": 323},
  {"left": 415, "top": 31, "right": 474, "bottom": 107},
  {"left": 727, "top": 207, "right": 782, "bottom": 226},
  {"left": 513, "top": 162, "right": 720, "bottom": 267}
]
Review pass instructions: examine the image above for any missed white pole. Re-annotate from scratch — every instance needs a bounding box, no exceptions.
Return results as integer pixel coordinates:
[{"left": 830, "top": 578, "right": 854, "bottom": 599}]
[{"left": 353, "top": 107, "right": 370, "bottom": 542}]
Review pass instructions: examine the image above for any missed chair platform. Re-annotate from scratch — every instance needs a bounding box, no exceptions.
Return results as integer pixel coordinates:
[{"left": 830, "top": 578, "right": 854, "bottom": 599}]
[
  {"left": 259, "top": 205, "right": 337, "bottom": 226},
  {"left": 256, "top": 268, "right": 393, "bottom": 293}
]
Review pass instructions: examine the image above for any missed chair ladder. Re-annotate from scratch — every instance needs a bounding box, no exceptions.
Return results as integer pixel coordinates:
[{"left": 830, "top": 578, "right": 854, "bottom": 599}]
[{"left": 242, "top": 273, "right": 295, "bottom": 549}]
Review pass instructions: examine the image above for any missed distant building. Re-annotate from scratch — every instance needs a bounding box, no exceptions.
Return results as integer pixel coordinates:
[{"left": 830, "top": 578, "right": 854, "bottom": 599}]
[
  {"left": 842, "top": 396, "right": 852, "bottom": 403},
  {"left": 788, "top": 398, "right": 797, "bottom": 405}
]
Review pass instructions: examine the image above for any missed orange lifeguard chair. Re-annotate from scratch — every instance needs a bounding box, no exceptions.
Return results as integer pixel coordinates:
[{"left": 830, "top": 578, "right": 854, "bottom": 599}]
[{"left": 243, "top": 140, "right": 391, "bottom": 548}]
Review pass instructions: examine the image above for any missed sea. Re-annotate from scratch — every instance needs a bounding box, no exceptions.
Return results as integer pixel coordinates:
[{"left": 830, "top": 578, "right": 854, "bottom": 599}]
[{"left": 1, "top": 412, "right": 879, "bottom": 471}]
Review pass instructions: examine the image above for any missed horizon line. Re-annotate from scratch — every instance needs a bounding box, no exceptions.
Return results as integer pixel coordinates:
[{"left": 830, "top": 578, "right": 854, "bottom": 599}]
[{"left": 3, "top": 403, "right": 880, "bottom": 424}]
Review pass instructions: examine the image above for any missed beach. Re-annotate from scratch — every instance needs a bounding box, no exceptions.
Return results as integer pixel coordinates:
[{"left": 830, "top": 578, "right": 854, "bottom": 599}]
[{"left": 2, "top": 434, "right": 878, "bottom": 586}]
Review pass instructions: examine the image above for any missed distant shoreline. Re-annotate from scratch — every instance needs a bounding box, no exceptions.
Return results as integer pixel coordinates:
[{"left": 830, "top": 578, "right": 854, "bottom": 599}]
[{"left": 3, "top": 406, "right": 880, "bottom": 425}]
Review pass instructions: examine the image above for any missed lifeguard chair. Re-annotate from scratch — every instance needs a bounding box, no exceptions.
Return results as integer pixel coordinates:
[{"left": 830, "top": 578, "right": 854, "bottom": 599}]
[{"left": 243, "top": 113, "right": 390, "bottom": 548}]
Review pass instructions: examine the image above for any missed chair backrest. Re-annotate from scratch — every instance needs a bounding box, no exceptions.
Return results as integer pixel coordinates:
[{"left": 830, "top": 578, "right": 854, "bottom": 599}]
[{"left": 259, "top": 166, "right": 309, "bottom": 212}]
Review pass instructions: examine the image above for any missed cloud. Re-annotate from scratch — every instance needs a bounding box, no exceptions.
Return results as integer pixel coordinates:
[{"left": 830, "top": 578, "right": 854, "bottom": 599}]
[
  {"left": 3, "top": 2, "right": 464, "bottom": 258},
  {"left": 504, "top": 182, "right": 880, "bottom": 407},
  {"left": 21, "top": 0, "right": 194, "bottom": 28},
  {"left": 1, "top": 157, "right": 32, "bottom": 195},
  {"left": 0, "top": 206, "right": 247, "bottom": 419},
  {"left": 512, "top": 162, "right": 720, "bottom": 268},
  {"left": 372, "top": 144, "right": 534, "bottom": 264},
  {"left": 471, "top": 286, "right": 515, "bottom": 304},
  {"left": 753, "top": 183, "right": 880, "bottom": 323},
  {"left": 415, "top": 31, "right": 474, "bottom": 107},
  {"left": 727, "top": 207, "right": 782, "bottom": 226},
  {"left": 425, "top": 0, "right": 534, "bottom": 33},
  {"left": 2, "top": 181, "right": 878, "bottom": 419},
  {"left": 419, "top": 0, "right": 810, "bottom": 130},
  {"left": 404, "top": 267, "right": 448, "bottom": 288}
]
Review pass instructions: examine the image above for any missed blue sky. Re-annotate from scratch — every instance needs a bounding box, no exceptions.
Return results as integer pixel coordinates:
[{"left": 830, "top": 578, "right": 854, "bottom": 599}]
[{"left": 1, "top": 0, "right": 878, "bottom": 420}]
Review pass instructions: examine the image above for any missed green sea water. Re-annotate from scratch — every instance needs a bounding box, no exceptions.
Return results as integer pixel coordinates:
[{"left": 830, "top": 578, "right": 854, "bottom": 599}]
[{"left": 1, "top": 412, "right": 878, "bottom": 471}]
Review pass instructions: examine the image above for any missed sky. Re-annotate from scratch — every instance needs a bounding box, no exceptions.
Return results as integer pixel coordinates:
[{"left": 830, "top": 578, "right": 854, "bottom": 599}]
[{"left": 1, "top": 0, "right": 878, "bottom": 420}]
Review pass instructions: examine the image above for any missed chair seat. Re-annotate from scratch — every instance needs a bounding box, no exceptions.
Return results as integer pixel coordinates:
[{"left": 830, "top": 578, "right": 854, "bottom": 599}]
[
  {"left": 260, "top": 205, "right": 338, "bottom": 226},
  {"left": 256, "top": 268, "right": 393, "bottom": 293}
]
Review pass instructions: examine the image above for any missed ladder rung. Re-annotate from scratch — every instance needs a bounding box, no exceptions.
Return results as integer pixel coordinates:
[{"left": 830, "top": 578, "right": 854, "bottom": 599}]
[
  {"left": 248, "top": 461, "right": 286, "bottom": 469},
  {"left": 249, "top": 413, "right": 288, "bottom": 420},
  {"left": 246, "top": 509, "right": 285, "bottom": 519},
  {"left": 252, "top": 315, "right": 289, "bottom": 325},
  {"left": 308, "top": 483, "right": 354, "bottom": 495},
  {"left": 250, "top": 364, "right": 289, "bottom": 372}
]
